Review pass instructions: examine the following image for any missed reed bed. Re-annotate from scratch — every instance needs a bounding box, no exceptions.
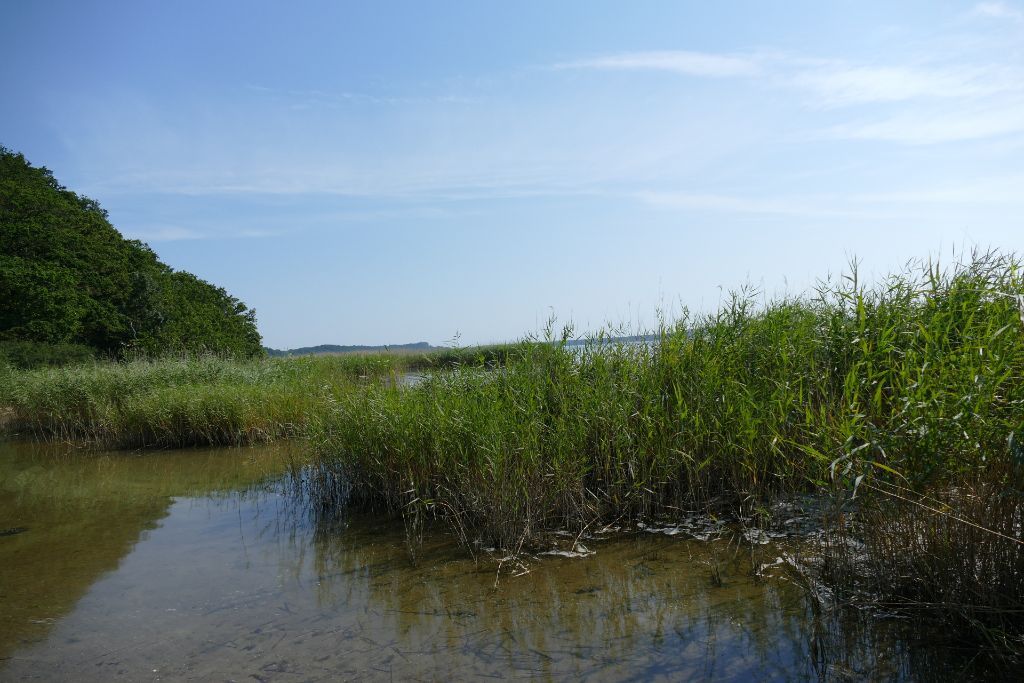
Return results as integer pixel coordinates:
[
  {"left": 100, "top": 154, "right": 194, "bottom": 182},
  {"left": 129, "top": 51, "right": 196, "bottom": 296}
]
[
  {"left": 311, "top": 252, "right": 1023, "bottom": 535},
  {"left": 273, "top": 344, "right": 516, "bottom": 371},
  {"left": 829, "top": 469, "right": 1024, "bottom": 657},
  {"left": 304, "top": 251, "right": 1024, "bottom": 653},
  {"left": 402, "top": 343, "right": 516, "bottom": 371}
]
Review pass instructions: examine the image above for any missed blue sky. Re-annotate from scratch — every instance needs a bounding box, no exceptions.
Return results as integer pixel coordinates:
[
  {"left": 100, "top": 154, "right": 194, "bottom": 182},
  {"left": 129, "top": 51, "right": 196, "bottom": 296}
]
[{"left": 2, "top": 1, "right": 1023, "bottom": 348}]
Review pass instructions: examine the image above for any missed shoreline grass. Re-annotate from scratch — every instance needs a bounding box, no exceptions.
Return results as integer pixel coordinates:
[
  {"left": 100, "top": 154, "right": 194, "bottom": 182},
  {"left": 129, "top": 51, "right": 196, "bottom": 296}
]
[{"left": 0, "top": 346, "right": 515, "bottom": 448}]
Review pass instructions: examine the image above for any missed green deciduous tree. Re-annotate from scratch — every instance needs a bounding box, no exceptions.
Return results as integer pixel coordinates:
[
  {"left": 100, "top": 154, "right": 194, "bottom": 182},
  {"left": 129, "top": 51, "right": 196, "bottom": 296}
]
[{"left": 0, "top": 147, "right": 262, "bottom": 359}]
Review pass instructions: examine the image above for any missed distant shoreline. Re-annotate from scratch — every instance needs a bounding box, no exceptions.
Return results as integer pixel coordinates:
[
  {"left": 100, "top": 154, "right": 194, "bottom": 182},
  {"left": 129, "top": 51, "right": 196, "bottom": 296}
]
[
  {"left": 263, "top": 342, "right": 435, "bottom": 357},
  {"left": 264, "top": 334, "right": 661, "bottom": 357}
]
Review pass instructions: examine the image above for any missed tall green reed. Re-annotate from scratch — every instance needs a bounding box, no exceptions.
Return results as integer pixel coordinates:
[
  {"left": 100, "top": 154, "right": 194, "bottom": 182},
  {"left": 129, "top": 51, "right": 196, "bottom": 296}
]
[{"left": 308, "top": 251, "right": 1024, "bottom": 552}]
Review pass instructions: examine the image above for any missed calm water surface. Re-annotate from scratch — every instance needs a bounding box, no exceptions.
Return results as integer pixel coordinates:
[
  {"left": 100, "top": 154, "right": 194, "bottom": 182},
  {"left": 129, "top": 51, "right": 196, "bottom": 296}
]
[{"left": 0, "top": 439, "right": 980, "bottom": 681}]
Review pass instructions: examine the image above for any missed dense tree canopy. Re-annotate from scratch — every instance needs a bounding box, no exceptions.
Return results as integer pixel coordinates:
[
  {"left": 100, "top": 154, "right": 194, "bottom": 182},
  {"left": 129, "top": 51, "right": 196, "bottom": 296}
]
[{"left": 0, "top": 147, "right": 262, "bottom": 359}]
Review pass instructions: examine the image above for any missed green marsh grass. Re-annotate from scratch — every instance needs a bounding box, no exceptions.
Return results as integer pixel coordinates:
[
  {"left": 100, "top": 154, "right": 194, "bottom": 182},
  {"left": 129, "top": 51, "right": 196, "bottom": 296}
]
[
  {"left": 0, "top": 346, "right": 518, "bottom": 448},
  {"left": 0, "top": 355, "right": 382, "bottom": 447}
]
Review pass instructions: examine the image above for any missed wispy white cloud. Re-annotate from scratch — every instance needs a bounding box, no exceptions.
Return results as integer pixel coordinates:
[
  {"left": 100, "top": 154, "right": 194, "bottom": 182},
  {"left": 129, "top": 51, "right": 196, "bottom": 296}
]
[
  {"left": 824, "top": 102, "right": 1024, "bottom": 144},
  {"left": 554, "top": 50, "right": 761, "bottom": 78},
  {"left": 557, "top": 49, "right": 1022, "bottom": 107},
  {"left": 243, "top": 83, "right": 476, "bottom": 107},
  {"left": 631, "top": 190, "right": 918, "bottom": 220},
  {"left": 57, "top": 21, "right": 1024, "bottom": 218},
  {"left": 634, "top": 173, "right": 1024, "bottom": 218},
  {"left": 234, "top": 229, "right": 282, "bottom": 238},
  {"left": 634, "top": 191, "right": 829, "bottom": 217},
  {"left": 123, "top": 225, "right": 207, "bottom": 241},
  {"left": 973, "top": 2, "right": 1024, "bottom": 22},
  {"left": 79, "top": 141, "right": 625, "bottom": 201},
  {"left": 788, "top": 63, "right": 1021, "bottom": 107},
  {"left": 122, "top": 224, "right": 284, "bottom": 241},
  {"left": 851, "top": 176, "right": 1024, "bottom": 203},
  {"left": 643, "top": 189, "right": 930, "bottom": 219},
  {"left": 554, "top": 46, "right": 1024, "bottom": 145}
]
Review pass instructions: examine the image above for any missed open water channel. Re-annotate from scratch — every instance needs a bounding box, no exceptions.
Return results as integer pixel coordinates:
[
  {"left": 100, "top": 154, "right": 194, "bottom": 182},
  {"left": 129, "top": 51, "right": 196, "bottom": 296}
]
[{"left": 0, "top": 439, "right": 991, "bottom": 681}]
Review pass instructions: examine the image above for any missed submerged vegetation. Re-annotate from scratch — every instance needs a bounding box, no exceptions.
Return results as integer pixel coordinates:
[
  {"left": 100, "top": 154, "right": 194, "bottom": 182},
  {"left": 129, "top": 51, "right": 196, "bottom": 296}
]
[{"left": 2, "top": 250, "right": 1023, "bottom": 658}]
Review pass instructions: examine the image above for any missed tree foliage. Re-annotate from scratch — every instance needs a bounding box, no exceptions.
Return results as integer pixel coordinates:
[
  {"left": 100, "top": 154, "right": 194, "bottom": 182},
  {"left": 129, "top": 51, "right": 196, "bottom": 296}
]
[{"left": 0, "top": 147, "right": 262, "bottom": 359}]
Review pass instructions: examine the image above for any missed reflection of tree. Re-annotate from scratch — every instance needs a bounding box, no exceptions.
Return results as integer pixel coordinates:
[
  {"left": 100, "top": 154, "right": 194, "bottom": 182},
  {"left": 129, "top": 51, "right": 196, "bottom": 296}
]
[
  {"left": 0, "top": 485, "right": 170, "bottom": 659},
  {"left": 307, "top": 514, "right": 945, "bottom": 681},
  {"left": 0, "top": 440, "right": 296, "bottom": 660}
]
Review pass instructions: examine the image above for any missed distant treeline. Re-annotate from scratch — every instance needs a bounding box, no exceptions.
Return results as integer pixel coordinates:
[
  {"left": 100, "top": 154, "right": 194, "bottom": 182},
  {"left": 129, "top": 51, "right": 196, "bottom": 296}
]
[
  {"left": 266, "top": 335, "right": 658, "bottom": 357},
  {"left": 265, "top": 342, "right": 435, "bottom": 357},
  {"left": 0, "top": 147, "right": 262, "bottom": 366}
]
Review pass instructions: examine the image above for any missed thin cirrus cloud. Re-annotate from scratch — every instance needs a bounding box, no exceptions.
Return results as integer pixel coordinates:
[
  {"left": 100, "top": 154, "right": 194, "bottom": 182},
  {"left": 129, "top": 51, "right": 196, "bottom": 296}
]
[
  {"left": 243, "top": 83, "right": 478, "bottom": 108},
  {"left": 973, "top": 1, "right": 1024, "bottom": 21},
  {"left": 631, "top": 190, "right": 944, "bottom": 221},
  {"left": 61, "top": 16, "right": 1023, "bottom": 215},
  {"left": 552, "top": 50, "right": 761, "bottom": 77},
  {"left": 634, "top": 172, "right": 1024, "bottom": 220},
  {"left": 633, "top": 191, "right": 861, "bottom": 218},
  {"left": 556, "top": 49, "right": 1021, "bottom": 108},
  {"left": 89, "top": 164, "right": 602, "bottom": 201},
  {"left": 823, "top": 101, "right": 1024, "bottom": 144},
  {"left": 555, "top": 45, "right": 1024, "bottom": 146},
  {"left": 122, "top": 224, "right": 284, "bottom": 242},
  {"left": 788, "top": 63, "right": 1022, "bottom": 107},
  {"left": 122, "top": 225, "right": 207, "bottom": 242}
]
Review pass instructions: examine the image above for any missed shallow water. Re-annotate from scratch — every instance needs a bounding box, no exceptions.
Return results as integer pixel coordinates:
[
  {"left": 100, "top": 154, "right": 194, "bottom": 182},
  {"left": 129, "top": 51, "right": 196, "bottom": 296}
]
[{"left": 0, "top": 439, "right": 986, "bottom": 681}]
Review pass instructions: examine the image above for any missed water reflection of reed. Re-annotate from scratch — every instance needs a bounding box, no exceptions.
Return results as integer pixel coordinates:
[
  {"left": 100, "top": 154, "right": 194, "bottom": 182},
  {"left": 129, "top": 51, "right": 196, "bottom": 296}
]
[{"left": 305, "top": 513, "right": 949, "bottom": 681}]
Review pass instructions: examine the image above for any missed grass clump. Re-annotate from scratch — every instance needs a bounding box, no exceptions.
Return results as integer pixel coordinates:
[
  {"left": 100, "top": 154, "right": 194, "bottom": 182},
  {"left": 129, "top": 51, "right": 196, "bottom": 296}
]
[
  {"left": 0, "top": 355, "right": 389, "bottom": 447},
  {"left": 0, "top": 346, "right": 517, "bottom": 448}
]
